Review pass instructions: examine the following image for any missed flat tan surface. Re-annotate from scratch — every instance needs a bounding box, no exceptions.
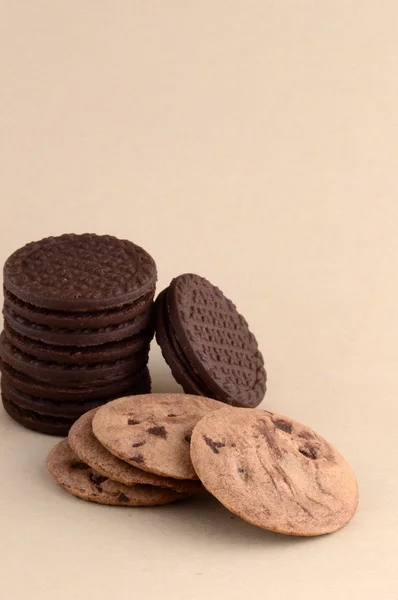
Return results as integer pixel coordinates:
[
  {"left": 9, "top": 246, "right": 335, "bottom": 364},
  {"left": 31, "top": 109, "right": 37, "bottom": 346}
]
[{"left": 0, "top": 2, "right": 397, "bottom": 599}]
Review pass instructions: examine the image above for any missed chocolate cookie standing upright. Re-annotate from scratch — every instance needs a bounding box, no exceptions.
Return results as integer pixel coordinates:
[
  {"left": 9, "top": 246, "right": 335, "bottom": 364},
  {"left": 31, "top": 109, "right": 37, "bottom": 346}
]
[
  {"left": 155, "top": 274, "right": 267, "bottom": 407},
  {"left": 1, "top": 234, "right": 157, "bottom": 435}
]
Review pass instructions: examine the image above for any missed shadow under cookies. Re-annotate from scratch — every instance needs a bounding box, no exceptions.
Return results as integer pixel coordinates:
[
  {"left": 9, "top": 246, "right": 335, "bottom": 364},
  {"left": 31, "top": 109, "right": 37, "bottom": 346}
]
[{"left": 148, "top": 493, "right": 319, "bottom": 549}]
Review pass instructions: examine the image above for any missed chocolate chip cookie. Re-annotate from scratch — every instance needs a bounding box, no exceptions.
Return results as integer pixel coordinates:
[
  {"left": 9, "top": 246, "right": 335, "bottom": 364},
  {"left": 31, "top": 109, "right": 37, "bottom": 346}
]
[
  {"left": 47, "top": 440, "right": 189, "bottom": 506},
  {"left": 92, "top": 393, "right": 225, "bottom": 479},
  {"left": 190, "top": 407, "right": 359, "bottom": 536},
  {"left": 69, "top": 409, "right": 202, "bottom": 493}
]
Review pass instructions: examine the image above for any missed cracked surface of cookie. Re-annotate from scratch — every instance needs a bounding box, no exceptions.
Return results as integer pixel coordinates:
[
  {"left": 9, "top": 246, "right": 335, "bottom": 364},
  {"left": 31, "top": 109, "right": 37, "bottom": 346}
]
[{"left": 190, "top": 407, "right": 358, "bottom": 536}]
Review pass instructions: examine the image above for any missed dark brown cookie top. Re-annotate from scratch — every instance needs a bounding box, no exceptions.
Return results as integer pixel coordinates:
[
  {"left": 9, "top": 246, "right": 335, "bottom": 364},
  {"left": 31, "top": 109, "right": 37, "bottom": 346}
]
[
  {"left": 47, "top": 440, "right": 189, "bottom": 506},
  {"left": 166, "top": 274, "right": 266, "bottom": 407},
  {"left": 190, "top": 407, "right": 359, "bottom": 536},
  {"left": 4, "top": 234, "right": 157, "bottom": 310}
]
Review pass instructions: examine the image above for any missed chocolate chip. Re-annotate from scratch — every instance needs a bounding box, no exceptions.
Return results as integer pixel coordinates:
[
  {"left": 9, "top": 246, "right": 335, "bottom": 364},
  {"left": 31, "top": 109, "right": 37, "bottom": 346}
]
[
  {"left": 71, "top": 461, "right": 90, "bottom": 470},
  {"left": 131, "top": 454, "right": 144, "bottom": 463},
  {"left": 203, "top": 435, "right": 225, "bottom": 454},
  {"left": 117, "top": 492, "right": 130, "bottom": 503},
  {"left": 238, "top": 466, "right": 248, "bottom": 481},
  {"left": 128, "top": 418, "right": 140, "bottom": 425},
  {"left": 132, "top": 441, "right": 145, "bottom": 448},
  {"left": 147, "top": 426, "right": 167, "bottom": 438},
  {"left": 184, "top": 432, "right": 192, "bottom": 443},
  {"left": 273, "top": 419, "right": 292, "bottom": 434},
  {"left": 167, "top": 413, "right": 177, "bottom": 418},
  {"left": 299, "top": 446, "right": 320, "bottom": 460},
  {"left": 90, "top": 472, "right": 108, "bottom": 486}
]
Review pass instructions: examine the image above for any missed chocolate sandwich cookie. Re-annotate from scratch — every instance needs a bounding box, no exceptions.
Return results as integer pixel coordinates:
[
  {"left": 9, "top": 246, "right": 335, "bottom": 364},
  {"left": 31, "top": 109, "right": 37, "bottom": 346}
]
[
  {"left": 69, "top": 409, "right": 202, "bottom": 493},
  {"left": 0, "top": 361, "right": 151, "bottom": 401},
  {"left": 1, "top": 381, "right": 113, "bottom": 418},
  {"left": 2, "top": 393, "right": 74, "bottom": 436},
  {"left": 4, "top": 234, "right": 157, "bottom": 311},
  {"left": 155, "top": 274, "right": 267, "bottom": 407},
  {"left": 3, "top": 304, "right": 153, "bottom": 346},
  {"left": 190, "top": 407, "right": 359, "bottom": 536},
  {"left": 92, "top": 393, "right": 225, "bottom": 479},
  {"left": 0, "top": 333, "right": 148, "bottom": 385},
  {"left": 1, "top": 373, "right": 151, "bottom": 418},
  {"left": 4, "top": 287, "right": 155, "bottom": 329},
  {"left": 47, "top": 440, "right": 190, "bottom": 506},
  {"left": 3, "top": 322, "right": 150, "bottom": 365},
  {"left": 155, "top": 290, "right": 205, "bottom": 396},
  {"left": 1, "top": 233, "right": 157, "bottom": 435}
]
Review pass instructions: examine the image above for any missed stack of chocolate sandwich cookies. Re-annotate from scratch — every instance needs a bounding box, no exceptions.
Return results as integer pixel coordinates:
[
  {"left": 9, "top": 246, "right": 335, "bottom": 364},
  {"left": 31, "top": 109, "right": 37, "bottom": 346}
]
[
  {"left": 47, "top": 393, "right": 223, "bottom": 506},
  {"left": 155, "top": 274, "right": 267, "bottom": 408},
  {"left": 0, "top": 234, "right": 157, "bottom": 435}
]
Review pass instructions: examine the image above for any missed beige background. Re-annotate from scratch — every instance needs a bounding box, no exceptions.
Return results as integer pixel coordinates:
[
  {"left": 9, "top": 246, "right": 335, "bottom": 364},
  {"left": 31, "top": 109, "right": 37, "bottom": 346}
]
[{"left": 0, "top": 2, "right": 397, "bottom": 598}]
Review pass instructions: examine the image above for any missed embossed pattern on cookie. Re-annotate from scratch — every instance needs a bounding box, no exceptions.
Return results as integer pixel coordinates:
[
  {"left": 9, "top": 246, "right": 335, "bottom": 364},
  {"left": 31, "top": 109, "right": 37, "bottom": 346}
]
[
  {"left": 166, "top": 274, "right": 266, "bottom": 407},
  {"left": 4, "top": 234, "right": 157, "bottom": 310}
]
